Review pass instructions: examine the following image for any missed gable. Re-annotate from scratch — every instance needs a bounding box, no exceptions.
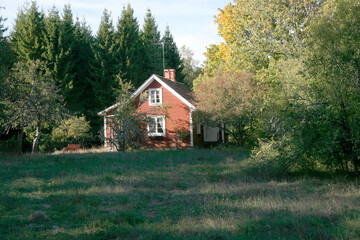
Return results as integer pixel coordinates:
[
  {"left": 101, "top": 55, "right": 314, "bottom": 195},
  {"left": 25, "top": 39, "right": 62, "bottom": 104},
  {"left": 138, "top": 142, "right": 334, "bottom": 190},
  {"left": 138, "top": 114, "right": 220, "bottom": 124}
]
[
  {"left": 132, "top": 75, "right": 195, "bottom": 109},
  {"left": 98, "top": 74, "right": 195, "bottom": 115}
]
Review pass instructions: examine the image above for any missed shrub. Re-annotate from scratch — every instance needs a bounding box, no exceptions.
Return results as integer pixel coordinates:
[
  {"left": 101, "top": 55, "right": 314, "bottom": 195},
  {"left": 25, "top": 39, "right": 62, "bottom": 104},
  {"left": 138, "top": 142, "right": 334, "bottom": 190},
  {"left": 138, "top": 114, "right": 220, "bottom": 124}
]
[
  {"left": 250, "top": 134, "right": 299, "bottom": 177},
  {"left": 42, "top": 116, "right": 92, "bottom": 152}
]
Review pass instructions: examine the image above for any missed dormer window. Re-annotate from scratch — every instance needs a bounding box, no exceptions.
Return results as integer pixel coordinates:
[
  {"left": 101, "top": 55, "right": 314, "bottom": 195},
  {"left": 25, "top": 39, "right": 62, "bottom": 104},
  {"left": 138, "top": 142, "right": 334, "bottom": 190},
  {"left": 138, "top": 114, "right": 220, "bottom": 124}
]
[{"left": 149, "top": 88, "right": 162, "bottom": 106}]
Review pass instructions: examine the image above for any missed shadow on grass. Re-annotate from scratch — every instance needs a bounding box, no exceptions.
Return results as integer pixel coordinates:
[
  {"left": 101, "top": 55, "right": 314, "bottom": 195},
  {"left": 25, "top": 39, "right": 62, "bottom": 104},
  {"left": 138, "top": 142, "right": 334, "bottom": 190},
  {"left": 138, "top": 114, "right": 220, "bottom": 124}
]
[{"left": 1, "top": 149, "right": 360, "bottom": 239}]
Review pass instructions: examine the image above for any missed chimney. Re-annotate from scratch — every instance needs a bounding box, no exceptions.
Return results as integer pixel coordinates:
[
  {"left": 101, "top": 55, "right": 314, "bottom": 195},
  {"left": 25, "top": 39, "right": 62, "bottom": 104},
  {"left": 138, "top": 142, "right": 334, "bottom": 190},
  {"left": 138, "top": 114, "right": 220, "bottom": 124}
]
[{"left": 164, "top": 69, "right": 176, "bottom": 82}]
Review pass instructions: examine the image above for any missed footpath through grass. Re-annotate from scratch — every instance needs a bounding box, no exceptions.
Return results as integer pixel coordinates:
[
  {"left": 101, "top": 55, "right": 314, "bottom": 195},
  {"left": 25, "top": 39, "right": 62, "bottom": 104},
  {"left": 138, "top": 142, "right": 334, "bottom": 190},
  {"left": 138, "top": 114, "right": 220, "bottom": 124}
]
[{"left": 1, "top": 149, "right": 360, "bottom": 239}]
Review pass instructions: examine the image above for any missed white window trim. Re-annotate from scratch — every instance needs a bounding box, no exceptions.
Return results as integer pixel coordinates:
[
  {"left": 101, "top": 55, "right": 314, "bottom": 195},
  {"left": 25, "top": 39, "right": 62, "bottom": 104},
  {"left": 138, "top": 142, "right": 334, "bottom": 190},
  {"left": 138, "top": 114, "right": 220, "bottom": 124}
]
[
  {"left": 148, "top": 115, "right": 166, "bottom": 136},
  {"left": 148, "top": 88, "right": 163, "bottom": 106}
]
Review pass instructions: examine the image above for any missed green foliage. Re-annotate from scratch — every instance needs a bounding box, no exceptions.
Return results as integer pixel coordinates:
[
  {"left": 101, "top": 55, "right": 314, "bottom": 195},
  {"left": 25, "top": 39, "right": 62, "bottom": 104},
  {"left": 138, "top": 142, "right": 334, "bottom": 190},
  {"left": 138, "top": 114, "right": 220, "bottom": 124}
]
[
  {"left": 197, "top": 0, "right": 360, "bottom": 174},
  {"left": 91, "top": 9, "right": 117, "bottom": 110},
  {"left": 302, "top": 0, "right": 360, "bottom": 172},
  {"left": 174, "top": 126, "right": 190, "bottom": 147},
  {"left": 0, "top": 8, "right": 15, "bottom": 125},
  {"left": 43, "top": 6, "right": 61, "bottom": 72},
  {"left": 11, "top": 1, "right": 46, "bottom": 62},
  {"left": 251, "top": 135, "right": 299, "bottom": 177},
  {"left": 194, "top": 68, "right": 260, "bottom": 146},
  {"left": 4, "top": 1, "right": 207, "bottom": 151},
  {"left": 180, "top": 45, "right": 202, "bottom": 89},
  {"left": 215, "top": 0, "right": 322, "bottom": 72},
  {"left": 49, "top": 116, "right": 92, "bottom": 151},
  {"left": 114, "top": 4, "right": 145, "bottom": 88},
  {"left": 102, "top": 78, "right": 148, "bottom": 151},
  {"left": 3, "top": 60, "right": 65, "bottom": 153},
  {"left": 162, "top": 26, "right": 184, "bottom": 83},
  {"left": 70, "top": 19, "right": 97, "bottom": 117},
  {"left": 141, "top": 9, "right": 163, "bottom": 76}
]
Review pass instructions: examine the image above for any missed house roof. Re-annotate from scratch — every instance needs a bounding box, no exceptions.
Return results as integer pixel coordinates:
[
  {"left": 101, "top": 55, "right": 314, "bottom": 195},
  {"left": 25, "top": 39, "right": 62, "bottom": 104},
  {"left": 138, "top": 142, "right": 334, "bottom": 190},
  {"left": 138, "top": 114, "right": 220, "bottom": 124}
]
[
  {"left": 154, "top": 74, "right": 195, "bottom": 104},
  {"left": 98, "top": 74, "right": 195, "bottom": 116}
]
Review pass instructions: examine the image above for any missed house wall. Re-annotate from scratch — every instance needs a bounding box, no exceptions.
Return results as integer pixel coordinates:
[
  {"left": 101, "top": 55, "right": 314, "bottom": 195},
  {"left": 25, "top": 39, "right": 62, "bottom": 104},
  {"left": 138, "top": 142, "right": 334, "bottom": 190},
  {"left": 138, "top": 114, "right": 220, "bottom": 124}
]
[
  {"left": 105, "top": 80, "right": 191, "bottom": 149},
  {"left": 135, "top": 80, "right": 191, "bottom": 148}
]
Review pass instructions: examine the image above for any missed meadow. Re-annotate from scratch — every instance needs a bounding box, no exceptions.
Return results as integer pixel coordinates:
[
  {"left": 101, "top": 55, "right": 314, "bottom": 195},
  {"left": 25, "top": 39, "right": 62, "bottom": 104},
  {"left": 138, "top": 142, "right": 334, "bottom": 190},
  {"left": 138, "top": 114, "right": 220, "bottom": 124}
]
[{"left": 1, "top": 149, "right": 360, "bottom": 239}]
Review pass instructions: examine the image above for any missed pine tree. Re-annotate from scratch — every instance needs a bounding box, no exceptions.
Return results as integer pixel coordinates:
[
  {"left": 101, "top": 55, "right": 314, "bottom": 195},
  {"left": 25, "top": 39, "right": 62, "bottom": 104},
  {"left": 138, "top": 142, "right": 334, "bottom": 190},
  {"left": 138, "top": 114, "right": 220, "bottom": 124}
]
[
  {"left": 162, "top": 26, "right": 184, "bottom": 83},
  {"left": 92, "top": 9, "right": 117, "bottom": 110},
  {"left": 115, "top": 4, "right": 145, "bottom": 88},
  {"left": 141, "top": 9, "right": 163, "bottom": 77},
  {"left": 11, "top": 1, "right": 46, "bottom": 62}
]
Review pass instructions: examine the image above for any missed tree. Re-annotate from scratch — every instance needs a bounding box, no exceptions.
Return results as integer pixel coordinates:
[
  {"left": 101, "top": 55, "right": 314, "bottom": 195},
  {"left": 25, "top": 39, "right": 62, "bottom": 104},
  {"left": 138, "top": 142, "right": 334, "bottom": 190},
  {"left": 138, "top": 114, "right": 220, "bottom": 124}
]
[
  {"left": 3, "top": 60, "right": 65, "bottom": 153},
  {"left": 11, "top": 1, "right": 46, "bottom": 63},
  {"left": 194, "top": 69, "right": 260, "bottom": 146},
  {"left": 214, "top": 0, "right": 322, "bottom": 72},
  {"left": 180, "top": 46, "right": 202, "bottom": 89},
  {"left": 141, "top": 9, "right": 163, "bottom": 76},
  {"left": 0, "top": 7, "right": 15, "bottom": 125},
  {"left": 44, "top": 6, "right": 61, "bottom": 73},
  {"left": 69, "top": 18, "right": 96, "bottom": 116},
  {"left": 114, "top": 4, "right": 145, "bottom": 88},
  {"left": 51, "top": 116, "right": 91, "bottom": 150},
  {"left": 92, "top": 9, "right": 117, "bottom": 109},
  {"left": 102, "top": 78, "right": 148, "bottom": 151},
  {"left": 162, "top": 26, "right": 184, "bottom": 82},
  {"left": 55, "top": 4, "right": 77, "bottom": 103},
  {"left": 301, "top": 0, "right": 360, "bottom": 172}
]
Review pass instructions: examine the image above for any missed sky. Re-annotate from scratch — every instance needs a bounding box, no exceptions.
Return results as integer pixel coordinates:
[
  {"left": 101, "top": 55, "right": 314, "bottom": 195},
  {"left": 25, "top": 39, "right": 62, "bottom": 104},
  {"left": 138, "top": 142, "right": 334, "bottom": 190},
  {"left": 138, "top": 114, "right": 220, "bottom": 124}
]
[{"left": 0, "top": 0, "right": 231, "bottom": 65}]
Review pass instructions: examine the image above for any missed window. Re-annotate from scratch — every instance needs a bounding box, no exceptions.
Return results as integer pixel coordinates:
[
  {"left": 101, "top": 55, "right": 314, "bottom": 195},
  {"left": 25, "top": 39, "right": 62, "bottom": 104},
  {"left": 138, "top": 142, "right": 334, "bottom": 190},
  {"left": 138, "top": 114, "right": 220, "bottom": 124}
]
[
  {"left": 148, "top": 116, "right": 166, "bottom": 136},
  {"left": 203, "top": 126, "right": 219, "bottom": 142},
  {"left": 149, "top": 88, "right": 162, "bottom": 106}
]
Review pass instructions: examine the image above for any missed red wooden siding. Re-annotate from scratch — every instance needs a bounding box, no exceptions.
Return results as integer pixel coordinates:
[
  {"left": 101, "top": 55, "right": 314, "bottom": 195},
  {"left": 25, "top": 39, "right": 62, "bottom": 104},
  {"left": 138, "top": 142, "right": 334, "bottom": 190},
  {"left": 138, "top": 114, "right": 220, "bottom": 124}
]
[{"left": 105, "top": 79, "right": 191, "bottom": 148}]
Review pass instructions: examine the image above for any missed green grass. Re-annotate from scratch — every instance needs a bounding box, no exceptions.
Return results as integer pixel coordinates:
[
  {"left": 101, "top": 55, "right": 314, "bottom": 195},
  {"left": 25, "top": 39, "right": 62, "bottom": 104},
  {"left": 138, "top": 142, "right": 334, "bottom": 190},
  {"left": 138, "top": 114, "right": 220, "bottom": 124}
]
[{"left": 1, "top": 149, "right": 360, "bottom": 239}]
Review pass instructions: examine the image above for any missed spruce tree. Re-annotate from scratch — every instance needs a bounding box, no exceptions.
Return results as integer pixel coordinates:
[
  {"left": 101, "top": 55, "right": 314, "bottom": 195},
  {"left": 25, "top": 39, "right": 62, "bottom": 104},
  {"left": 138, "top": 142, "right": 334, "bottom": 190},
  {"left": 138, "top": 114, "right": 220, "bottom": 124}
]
[
  {"left": 70, "top": 18, "right": 97, "bottom": 120},
  {"left": 92, "top": 9, "right": 117, "bottom": 109},
  {"left": 0, "top": 8, "right": 15, "bottom": 125},
  {"left": 162, "top": 26, "right": 184, "bottom": 83},
  {"left": 11, "top": 1, "right": 46, "bottom": 62},
  {"left": 56, "top": 4, "right": 77, "bottom": 103},
  {"left": 44, "top": 6, "right": 61, "bottom": 73},
  {"left": 141, "top": 9, "right": 163, "bottom": 77},
  {"left": 115, "top": 4, "right": 145, "bottom": 88}
]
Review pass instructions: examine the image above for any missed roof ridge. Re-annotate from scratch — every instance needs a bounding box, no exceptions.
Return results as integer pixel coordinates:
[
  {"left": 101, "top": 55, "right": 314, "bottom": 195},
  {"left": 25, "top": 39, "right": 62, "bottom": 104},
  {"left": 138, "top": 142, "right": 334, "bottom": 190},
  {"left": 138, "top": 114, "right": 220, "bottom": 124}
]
[{"left": 155, "top": 74, "right": 191, "bottom": 89}]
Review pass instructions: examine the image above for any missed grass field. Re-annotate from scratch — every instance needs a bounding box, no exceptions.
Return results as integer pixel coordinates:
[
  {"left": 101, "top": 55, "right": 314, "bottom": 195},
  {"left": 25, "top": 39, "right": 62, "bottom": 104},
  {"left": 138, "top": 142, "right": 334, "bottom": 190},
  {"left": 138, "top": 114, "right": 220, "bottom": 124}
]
[{"left": 1, "top": 149, "right": 360, "bottom": 239}]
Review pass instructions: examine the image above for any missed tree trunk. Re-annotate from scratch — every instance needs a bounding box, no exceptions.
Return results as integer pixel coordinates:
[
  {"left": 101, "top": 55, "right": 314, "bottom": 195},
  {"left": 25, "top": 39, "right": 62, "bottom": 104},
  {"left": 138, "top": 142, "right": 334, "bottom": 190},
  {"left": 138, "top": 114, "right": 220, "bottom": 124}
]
[
  {"left": 18, "top": 128, "right": 24, "bottom": 154},
  {"left": 32, "top": 119, "right": 41, "bottom": 154}
]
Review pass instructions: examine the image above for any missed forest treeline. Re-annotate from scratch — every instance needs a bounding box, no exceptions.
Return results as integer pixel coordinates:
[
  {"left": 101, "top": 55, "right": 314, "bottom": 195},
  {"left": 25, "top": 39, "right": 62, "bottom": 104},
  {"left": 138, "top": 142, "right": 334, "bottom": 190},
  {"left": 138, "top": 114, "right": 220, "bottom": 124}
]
[
  {"left": 1, "top": 0, "right": 359, "bottom": 175},
  {"left": 0, "top": 2, "right": 200, "bottom": 152},
  {"left": 194, "top": 0, "right": 360, "bottom": 174}
]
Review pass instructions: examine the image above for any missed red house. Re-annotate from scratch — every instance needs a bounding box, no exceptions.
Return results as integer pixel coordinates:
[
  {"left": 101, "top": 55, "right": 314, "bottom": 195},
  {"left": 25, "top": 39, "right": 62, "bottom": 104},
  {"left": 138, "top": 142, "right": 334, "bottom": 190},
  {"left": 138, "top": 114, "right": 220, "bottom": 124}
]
[{"left": 98, "top": 69, "right": 224, "bottom": 150}]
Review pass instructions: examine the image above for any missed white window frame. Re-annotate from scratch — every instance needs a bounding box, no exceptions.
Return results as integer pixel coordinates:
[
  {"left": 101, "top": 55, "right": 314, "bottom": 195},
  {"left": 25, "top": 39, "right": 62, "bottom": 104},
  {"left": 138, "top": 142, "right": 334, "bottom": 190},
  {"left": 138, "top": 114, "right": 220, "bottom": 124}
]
[
  {"left": 148, "top": 115, "right": 166, "bottom": 136},
  {"left": 148, "top": 88, "right": 163, "bottom": 106}
]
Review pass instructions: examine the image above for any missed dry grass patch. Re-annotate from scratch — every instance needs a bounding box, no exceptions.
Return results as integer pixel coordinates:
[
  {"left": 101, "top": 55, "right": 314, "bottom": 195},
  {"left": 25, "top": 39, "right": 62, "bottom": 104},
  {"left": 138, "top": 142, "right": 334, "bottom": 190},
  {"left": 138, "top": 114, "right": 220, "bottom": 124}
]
[{"left": 0, "top": 149, "right": 360, "bottom": 239}]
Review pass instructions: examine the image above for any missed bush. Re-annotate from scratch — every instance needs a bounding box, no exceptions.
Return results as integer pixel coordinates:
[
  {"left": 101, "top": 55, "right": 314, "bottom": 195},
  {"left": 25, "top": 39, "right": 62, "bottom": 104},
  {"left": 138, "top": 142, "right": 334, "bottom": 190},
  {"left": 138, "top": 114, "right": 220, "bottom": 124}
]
[
  {"left": 250, "top": 134, "right": 299, "bottom": 177},
  {"left": 40, "top": 116, "right": 92, "bottom": 152}
]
